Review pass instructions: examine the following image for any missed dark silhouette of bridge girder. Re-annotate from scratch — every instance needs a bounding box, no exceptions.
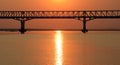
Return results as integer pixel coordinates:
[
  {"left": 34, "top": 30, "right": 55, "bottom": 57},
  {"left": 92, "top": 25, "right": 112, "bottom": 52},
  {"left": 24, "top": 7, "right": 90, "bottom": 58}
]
[{"left": 0, "top": 10, "right": 120, "bottom": 34}]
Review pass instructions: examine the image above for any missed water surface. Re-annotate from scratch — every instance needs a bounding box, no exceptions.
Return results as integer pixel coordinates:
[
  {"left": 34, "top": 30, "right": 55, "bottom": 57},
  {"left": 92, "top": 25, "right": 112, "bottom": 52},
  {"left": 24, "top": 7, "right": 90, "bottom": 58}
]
[{"left": 0, "top": 31, "right": 120, "bottom": 65}]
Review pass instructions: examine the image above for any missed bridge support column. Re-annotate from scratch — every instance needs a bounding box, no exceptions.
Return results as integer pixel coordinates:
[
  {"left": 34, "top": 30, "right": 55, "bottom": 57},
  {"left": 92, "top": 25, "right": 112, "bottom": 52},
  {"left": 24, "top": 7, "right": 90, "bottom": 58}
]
[
  {"left": 19, "top": 20, "right": 26, "bottom": 34},
  {"left": 82, "top": 18, "right": 88, "bottom": 33}
]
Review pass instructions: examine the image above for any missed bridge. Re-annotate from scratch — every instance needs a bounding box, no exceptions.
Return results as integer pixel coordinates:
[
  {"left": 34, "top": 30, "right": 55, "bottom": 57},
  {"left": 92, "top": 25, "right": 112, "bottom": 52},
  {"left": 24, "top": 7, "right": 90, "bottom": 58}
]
[{"left": 0, "top": 10, "right": 120, "bottom": 34}]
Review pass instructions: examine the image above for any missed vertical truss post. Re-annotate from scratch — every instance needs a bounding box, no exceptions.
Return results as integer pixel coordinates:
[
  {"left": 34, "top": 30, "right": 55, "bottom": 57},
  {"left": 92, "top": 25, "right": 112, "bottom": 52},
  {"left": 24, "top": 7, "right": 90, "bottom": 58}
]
[
  {"left": 82, "top": 17, "right": 88, "bottom": 33},
  {"left": 19, "top": 20, "right": 26, "bottom": 34}
]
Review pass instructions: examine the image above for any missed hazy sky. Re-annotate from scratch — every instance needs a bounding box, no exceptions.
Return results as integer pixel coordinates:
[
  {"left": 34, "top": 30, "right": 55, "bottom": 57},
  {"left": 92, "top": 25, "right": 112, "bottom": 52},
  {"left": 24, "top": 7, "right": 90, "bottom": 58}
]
[{"left": 0, "top": 0, "right": 120, "bottom": 29}]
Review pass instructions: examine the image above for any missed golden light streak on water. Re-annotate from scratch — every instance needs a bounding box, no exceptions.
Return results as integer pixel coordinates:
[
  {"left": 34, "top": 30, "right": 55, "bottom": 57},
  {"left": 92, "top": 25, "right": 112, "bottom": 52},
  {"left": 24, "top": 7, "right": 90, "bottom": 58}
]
[{"left": 55, "top": 31, "right": 63, "bottom": 65}]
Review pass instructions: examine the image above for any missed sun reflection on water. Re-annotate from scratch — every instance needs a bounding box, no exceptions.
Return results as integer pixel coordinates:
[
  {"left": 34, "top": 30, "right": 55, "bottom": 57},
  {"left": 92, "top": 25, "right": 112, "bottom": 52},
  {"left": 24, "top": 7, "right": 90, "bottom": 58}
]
[{"left": 55, "top": 31, "right": 63, "bottom": 65}]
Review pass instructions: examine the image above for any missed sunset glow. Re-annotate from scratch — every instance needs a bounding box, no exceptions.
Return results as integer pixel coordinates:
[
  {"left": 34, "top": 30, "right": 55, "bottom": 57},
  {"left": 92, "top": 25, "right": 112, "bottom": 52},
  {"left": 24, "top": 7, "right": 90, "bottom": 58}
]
[
  {"left": 55, "top": 31, "right": 63, "bottom": 65},
  {"left": 53, "top": 0, "right": 64, "bottom": 3}
]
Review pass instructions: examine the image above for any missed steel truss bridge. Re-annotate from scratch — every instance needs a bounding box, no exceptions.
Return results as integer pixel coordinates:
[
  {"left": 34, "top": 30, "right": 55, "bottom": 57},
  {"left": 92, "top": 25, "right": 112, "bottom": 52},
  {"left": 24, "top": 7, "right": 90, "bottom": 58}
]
[{"left": 0, "top": 10, "right": 120, "bottom": 34}]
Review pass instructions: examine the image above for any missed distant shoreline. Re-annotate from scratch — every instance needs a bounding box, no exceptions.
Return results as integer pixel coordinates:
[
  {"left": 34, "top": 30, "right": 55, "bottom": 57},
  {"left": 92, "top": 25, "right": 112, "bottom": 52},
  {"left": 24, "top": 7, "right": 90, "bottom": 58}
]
[{"left": 0, "top": 29, "right": 120, "bottom": 32}]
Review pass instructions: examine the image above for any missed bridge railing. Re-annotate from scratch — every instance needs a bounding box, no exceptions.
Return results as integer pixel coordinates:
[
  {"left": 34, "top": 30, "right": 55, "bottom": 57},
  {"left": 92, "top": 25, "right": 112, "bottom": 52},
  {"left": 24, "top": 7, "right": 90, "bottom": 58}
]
[{"left": 0, "top": 10, "right": 120, "bottom": 18}]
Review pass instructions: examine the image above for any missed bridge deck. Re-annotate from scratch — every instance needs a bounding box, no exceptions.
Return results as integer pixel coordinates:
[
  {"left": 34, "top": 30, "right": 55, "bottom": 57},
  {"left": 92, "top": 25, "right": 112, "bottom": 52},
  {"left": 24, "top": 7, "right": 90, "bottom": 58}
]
[{"left": 0, "top": 10, "right": 120, "bottom": 34}]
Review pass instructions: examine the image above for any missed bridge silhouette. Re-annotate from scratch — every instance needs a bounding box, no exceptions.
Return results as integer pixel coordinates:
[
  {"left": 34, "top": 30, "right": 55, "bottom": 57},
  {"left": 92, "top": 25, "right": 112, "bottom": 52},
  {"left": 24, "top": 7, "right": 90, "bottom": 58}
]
[{"left": 0, "top": 10, "right": 120, "bottom": 34}]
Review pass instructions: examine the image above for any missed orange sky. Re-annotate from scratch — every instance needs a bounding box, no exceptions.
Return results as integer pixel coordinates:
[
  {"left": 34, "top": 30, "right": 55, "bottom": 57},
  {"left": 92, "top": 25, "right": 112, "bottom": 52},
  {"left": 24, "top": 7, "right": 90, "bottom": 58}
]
[
  {"left": 0, "top": 0, "right": 120, "bottom": 10},
  {"left": 0, "top": 0, "right": 120, "bottom": 29}
]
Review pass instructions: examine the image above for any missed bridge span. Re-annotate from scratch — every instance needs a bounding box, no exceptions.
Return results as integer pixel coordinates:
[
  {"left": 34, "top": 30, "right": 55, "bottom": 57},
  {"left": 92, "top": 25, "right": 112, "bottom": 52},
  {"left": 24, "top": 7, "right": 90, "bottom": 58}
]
[{"left": 0, "top": 10, "right": 120, "bottom": 34}]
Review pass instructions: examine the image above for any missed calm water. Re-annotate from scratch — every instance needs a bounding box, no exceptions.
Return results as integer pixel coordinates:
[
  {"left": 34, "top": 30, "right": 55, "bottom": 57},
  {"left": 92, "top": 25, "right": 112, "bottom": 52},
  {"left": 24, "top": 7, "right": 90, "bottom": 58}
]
[{"left": 0, "top": 31, "right": 120, "bottom": 65}]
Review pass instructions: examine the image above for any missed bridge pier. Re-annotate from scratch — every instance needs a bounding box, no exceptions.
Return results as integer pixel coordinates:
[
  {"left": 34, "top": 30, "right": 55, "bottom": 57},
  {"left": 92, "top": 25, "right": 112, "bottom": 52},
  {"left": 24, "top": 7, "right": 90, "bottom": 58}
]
[
  {"left": 82, "top": 18, "right": 88, "bottom": 33},
  {"left": 19, "top": 20, "right": 26, "bottom": 34}
]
